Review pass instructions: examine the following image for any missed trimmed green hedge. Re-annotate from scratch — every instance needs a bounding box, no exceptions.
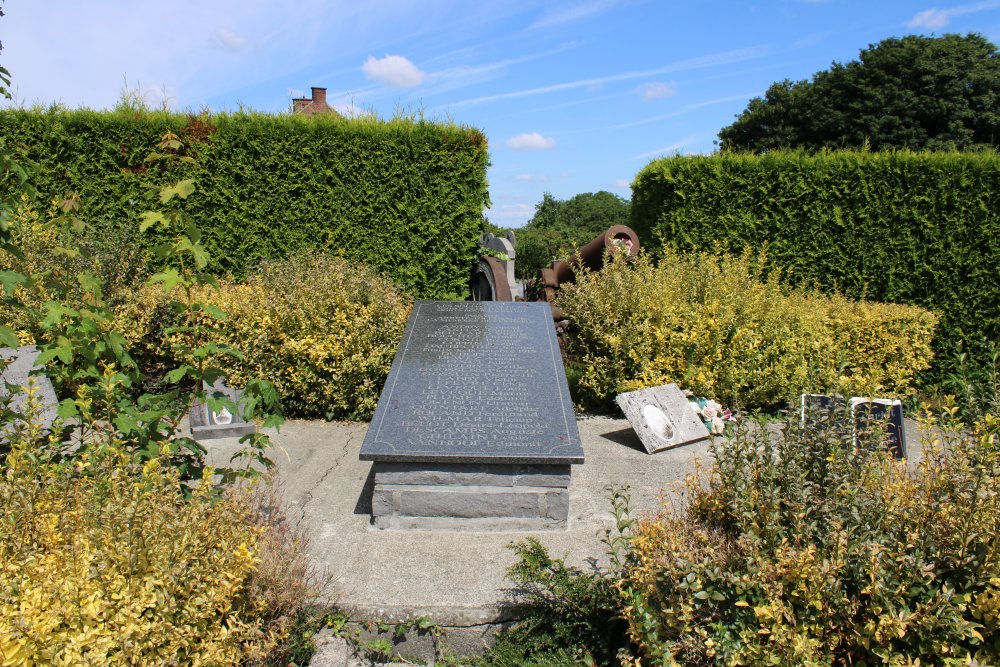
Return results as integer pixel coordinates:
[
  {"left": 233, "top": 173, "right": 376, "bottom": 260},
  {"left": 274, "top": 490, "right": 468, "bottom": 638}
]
[
  {"left": 0, "top": 108, "right": 490, "bottom": 298},
  {"left": 631, "top": 150, "right": 1000, "bottom": 379}
]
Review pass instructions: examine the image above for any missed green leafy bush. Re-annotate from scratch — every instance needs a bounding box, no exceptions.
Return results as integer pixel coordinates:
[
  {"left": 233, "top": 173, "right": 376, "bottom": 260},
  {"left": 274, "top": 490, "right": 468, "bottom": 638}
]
[
  {"left": 630, "top": 150, "right": 1000, "bottom": 382},
  {"left": 556, "top": 249, "right": 938, "bottom": 412},
  {"left": 0, "top": 420, "right": 320, "bottom": 666},
  {"left": 121, "top": 251, "right": 412, "bottom": 420},
  {"left": 0, "top": 107, "right": 490, "bottom": 299},
  {"left": 620, "top": 408, "right": 1000, "bottom": 666}
]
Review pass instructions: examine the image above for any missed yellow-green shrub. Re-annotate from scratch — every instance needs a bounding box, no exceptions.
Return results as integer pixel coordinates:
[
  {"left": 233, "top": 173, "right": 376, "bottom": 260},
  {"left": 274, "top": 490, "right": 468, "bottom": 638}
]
[
  {"left": 0, "top": 430, "right": 271, "bottom": 664},
  {"left": 119, "top": 251, "right": 412, "bottom": 419},
  {"left": 556, "top": 250, "right": 938, "bottom": 410},
  {"left": 619, "top": 411, "right": 1000, "bottom": 665},
  {"left": 0, "top": 196, "right": 150, "bottom": 345}
]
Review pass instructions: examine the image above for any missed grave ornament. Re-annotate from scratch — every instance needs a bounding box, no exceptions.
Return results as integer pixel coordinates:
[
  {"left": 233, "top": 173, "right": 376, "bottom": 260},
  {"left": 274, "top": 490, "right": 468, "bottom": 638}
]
[
  {"left": 188, "top": 377, "right": 256, "bottom": 441},
  {"left": 616, "top": 383, "right": 711, "bottom": 454}
]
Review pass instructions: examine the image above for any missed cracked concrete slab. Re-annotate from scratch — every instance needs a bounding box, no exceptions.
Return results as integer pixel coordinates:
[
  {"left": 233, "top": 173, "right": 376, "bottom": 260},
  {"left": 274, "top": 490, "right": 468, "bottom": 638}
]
[{"left": 202, "top": 414, "right": 926, "bottom": 637}]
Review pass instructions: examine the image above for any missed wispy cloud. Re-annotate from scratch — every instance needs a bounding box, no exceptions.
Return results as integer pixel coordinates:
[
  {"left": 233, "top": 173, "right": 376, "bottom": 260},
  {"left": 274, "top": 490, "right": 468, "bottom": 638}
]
[
  {"left": 907, "top": 1, "right": 1000, "bottom": 29},
  {"left": 530, "top": 0, "right": 624, "bottom": 29},
  {"left": 361, "top": 54, "right": 426, "bottom": 88},
  {"left": 513, "top": 173, "right": 550, "bottom": 182},
  {"left": 212, "top": 27, "right": 255, "bottom": 53},
  {"left": 636, "top": 81, "right": 677, "bottom": 100},
  {"left": 445, "top": 46, "right": 770, "bottom": 109},
  {"left": 611, "top": 93, "right": 760, "bottom": 129},
  {"left": 487, "top": 203, "right": 535, "bottom": 227},
  {"left": 632, "top": 134, "right": 704, "bottom": 160},
  {"left": 507, "top": 132, "right": 557, "bottom": 150},
  {"left": 612, "top": 178, "right": 631, "bottom": 188}
]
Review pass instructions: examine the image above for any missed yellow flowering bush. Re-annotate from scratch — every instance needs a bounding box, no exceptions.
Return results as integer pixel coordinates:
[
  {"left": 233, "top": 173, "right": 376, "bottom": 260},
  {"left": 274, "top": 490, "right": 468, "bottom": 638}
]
[
  {"left": 119, "top": 251, "right": 412, "bottom": 419},
  {"left": 557, "top": 249, "right": 938, "bottom": 410},
  {"left": 620, "top": 410, "right": 1000, "bottom": 665},
  {"left": 0, "top": 396, "right": 313, "bottom": 666}
]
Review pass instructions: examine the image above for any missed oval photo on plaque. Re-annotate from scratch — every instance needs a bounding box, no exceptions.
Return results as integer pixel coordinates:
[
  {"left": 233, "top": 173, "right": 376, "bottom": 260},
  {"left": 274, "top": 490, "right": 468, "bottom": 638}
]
[{"left": 642, "top": 404, "right": 675, "bottom": 443}]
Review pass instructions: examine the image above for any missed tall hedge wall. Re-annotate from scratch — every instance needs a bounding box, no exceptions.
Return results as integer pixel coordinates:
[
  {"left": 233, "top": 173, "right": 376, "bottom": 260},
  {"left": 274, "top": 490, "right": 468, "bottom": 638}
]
[
  {"left": 630, "top": 150, "right": 1000, "bottom": 379},
  {"left": 0, "top": 108, "right": 490, "bottom": 298}
]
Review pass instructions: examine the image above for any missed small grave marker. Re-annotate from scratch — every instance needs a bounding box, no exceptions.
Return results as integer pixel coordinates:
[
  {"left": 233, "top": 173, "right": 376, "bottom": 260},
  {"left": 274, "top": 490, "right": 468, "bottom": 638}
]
[
  {"left": 616, "top": 383, "right": 711, "bottom": 454},
  {"left": 1, "top": 345, "right": 59, "bottom": 441},
  {"left": 800, "top": 393, "right": 907, "bottom": 459},
  {"left": 188, "top": 377, "right": 256, "bottom": 441}
]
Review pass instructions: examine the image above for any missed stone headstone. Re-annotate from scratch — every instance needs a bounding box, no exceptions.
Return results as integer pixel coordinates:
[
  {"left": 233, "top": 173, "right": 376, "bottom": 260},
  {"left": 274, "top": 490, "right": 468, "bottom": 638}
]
[
  {"left": 360, "top": 301, "right": 582, "bottom": 530},
  {"left": 800, "top": 393, "right": 849, "bottom": 423},
  {"left": 851, "top": 397, "right": 906, "bottom": 459},
  {"left": 188, "top": 377, "right": 256, "bottom": 441},
  {"left": 1, "top": 345, "right": 59, "bottom": 440},
  {"left": 616, "top": 383, "right": 711, "bottom": 454},
  {"left": 472, "top": 232, "right": 523, "bottom": 301},
  {"left": 800, "top": 393, "right": 906, "bottom": 459}
]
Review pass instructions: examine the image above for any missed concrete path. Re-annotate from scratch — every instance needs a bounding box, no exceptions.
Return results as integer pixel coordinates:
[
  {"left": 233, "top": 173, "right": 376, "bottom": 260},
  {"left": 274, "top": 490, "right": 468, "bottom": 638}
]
[{"left": 202, "top": 415, "right": 924, "bottom": 664}]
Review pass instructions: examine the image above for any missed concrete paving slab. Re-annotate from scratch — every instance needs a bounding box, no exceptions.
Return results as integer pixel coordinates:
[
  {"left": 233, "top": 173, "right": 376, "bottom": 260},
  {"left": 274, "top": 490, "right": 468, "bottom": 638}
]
[
  {"left": 203, "top": 415, "right": 712, "bottom": 628},
  {"left": 201, "top": 413, "right": 927, "bottom": 661}
]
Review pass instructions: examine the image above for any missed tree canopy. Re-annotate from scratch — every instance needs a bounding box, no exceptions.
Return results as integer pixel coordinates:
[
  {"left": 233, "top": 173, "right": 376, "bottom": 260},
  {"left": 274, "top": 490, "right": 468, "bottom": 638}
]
[
  {"left": 718, "top": 33, "right": 1000, "bottom": 152},
  {"left": 510, "top": 191, "right": 630, "bottom": 280}
]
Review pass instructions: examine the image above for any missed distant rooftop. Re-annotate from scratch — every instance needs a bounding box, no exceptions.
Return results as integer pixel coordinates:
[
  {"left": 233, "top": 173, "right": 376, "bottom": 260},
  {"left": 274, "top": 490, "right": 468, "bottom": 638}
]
[{"left": 291, "top": 86, "right": 338, "bottom": 116}]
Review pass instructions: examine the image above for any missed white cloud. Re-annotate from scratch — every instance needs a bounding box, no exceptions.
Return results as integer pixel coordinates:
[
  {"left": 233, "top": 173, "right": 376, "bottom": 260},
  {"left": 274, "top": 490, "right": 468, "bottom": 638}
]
[
  {"left": 487, "top": 203, "right": 535, "bottom": 228},
  {"left": 907, "top": 1, "right": 1000, "bottom": 29},
  {"left": 632, "top": 135, "right": 703, "bottom": 160},
  {"left": 611, "top": 93, "right": 761, "bottom": 129},
  {"left": 361, "top": 54, "right": 426, "bottom": 88},
  {"left": 513, "top": 173, "right": 550, "bottom": 182},
  {"left": 636, "top": 81, "right": 677, "bottom": 100},
  {"left": 213, "top": 27, "right": 251, "bottom": 52},
  {"left": 333, "top": 101, "right": 373, "bottom": 118},
  {"left": 447, "top": 45, "right": 770, "bottom": 109},
  {"left": 612, "top": 179, "right": 630, "bottom": 189},
  {"left": 531, "top": 0, "right": 623, "bottom": 29},
  {"left": 507, "top": 132, "right": 556, "bottom": 150}
]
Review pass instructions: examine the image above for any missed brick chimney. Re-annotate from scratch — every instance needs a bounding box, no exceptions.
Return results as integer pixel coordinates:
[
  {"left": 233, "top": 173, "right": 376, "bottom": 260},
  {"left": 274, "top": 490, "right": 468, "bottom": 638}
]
[{"left": 291, "top": 86, "right": 338, "bottom": 116}]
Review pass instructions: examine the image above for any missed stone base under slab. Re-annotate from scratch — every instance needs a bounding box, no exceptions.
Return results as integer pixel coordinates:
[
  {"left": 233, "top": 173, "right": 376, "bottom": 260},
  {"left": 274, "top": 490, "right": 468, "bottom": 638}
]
[{"left": 371, "top": 461, "right": 571, "bottom": 531}]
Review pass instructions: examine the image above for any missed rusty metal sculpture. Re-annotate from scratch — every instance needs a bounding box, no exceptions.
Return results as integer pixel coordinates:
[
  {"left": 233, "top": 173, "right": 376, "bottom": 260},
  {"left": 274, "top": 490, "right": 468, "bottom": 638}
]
[{"left": 532, "top": 225, "right": 640, "bottom": 323}]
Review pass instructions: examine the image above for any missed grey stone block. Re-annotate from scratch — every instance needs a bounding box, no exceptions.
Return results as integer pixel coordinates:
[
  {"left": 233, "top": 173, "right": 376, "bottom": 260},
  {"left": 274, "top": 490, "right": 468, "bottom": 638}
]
[
  {"left": 374, "top": 514, "right": 566, "bottom": 531},
  {"left": 544, "top": 490, "right": 569, "bottom": 520},
  {"left": 373, "top": 462, "right": 571, "bottom": 488},
  {"left": 398, "top": 485, "right": 549, "bottom": 519}
]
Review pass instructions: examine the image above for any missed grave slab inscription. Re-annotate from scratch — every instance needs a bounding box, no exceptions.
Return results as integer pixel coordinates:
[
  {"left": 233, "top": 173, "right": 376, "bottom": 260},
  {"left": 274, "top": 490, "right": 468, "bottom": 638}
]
[{"left": 360, "top": 301, "right": 582, "bottom": 529}]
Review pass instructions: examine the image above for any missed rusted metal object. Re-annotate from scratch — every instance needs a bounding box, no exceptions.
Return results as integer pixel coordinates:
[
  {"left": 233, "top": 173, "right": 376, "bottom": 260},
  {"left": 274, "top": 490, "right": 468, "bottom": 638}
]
[{"left": 530, "top": 225, "right": 640, "bottom": 323}]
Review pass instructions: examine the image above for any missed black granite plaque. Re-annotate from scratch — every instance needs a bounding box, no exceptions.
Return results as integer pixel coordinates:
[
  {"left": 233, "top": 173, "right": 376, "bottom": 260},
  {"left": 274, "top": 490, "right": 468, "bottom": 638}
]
[{"left": 360, "top": 301, "right": 583, "bottom": 465}]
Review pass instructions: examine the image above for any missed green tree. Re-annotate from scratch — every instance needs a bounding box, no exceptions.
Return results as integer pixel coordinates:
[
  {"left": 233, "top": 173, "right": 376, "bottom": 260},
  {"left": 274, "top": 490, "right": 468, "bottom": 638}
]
[
  {"left": 719, "top": 33, "right": 1000, "bottom": 152},
  {"left": 513, "top": 191, "right": 630, "bottom": 279}
]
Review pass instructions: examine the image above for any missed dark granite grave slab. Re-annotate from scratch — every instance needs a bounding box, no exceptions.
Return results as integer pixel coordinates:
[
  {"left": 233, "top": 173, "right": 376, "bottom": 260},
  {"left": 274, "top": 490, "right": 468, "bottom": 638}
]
[
  {"left": 360, "top": 301, "right": 582, "bottom": 465},
  {"left": 852, "top": 398, "right": 906, "bottom": 460}
]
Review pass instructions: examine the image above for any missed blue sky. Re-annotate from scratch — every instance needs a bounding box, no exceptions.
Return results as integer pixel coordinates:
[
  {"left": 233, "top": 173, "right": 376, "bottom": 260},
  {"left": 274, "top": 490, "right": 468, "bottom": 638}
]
[{"left": 4, "top": 1, "right": 1000, "bottom": 227}]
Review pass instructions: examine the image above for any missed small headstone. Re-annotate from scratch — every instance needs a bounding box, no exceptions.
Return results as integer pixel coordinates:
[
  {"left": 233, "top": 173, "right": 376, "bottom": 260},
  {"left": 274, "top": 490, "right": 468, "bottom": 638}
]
[
  {"left": 188, "top": 377, "right": 256, "bottom": 441},
  {"left": 1, "top": 345, "right": 59, "bottom": 441},
  {"left": 851, "top": 397, "right": 906, "bottom": 459},
  {"left": 800, "top": 393, "right": 849, "bottom": 423},
  {"left": 616, "top": 383, "right": 711, "bottom": 454},
  {"left": 800, "top": 393, "right": 906, "bottom": 459}
]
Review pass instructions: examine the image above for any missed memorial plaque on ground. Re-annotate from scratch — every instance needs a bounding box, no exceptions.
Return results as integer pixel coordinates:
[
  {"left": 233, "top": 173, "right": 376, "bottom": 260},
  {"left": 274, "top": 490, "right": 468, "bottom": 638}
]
[
  {"left": 616, "top": 383, "right": 710, "bottom": 454},
  {"left": 360, "top": 301, "right": 582, "bottom": 465},
  {"left": 1, "top": 345, "right": 59, "bottom": 440},
  {"left": 360, "top": 301, "right": 582, "bottom": 530},
  {"left": 188, "top": 377, "right": 256, "bottom": 441}
]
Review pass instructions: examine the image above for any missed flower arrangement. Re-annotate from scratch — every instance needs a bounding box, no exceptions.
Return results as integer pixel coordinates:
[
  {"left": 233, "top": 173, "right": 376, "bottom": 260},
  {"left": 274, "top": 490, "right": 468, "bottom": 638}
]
[{"left": 686, "top": 394, "right": 736, "bottom": 435}]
